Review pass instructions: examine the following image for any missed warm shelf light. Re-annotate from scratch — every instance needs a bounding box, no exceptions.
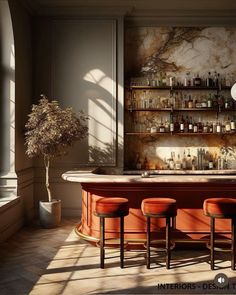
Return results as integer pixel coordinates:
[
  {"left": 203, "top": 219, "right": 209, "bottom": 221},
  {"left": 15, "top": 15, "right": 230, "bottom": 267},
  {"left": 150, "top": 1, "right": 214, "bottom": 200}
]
[{"left": 231, "top": 83, "right": 236, "bottom": 100}]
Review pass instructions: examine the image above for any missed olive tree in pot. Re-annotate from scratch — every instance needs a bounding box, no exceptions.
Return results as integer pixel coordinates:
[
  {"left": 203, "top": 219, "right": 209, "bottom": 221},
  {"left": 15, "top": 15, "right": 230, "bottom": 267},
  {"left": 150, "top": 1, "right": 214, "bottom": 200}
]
[{"left": 25, "top": 95, "right": 88, "bottom": 228}]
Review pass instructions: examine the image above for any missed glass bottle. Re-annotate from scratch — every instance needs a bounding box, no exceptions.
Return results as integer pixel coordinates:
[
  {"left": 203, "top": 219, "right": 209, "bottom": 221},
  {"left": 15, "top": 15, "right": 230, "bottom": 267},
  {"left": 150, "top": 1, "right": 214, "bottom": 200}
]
[
  {"left": 194, "top": 73, "right": 201, "bottom": 86},
  {"left": 182, "top": 150, "right": 187, "bottom": 170},
  {"left": 159, "top": 118, "right": 165, "bottom": 133},
  {"left": 135, "top": 153, "right": 142, "bottom": 170},
  {"left": 216, "top": 121, "right": 221, "bottom": 133},
  {"left": 188, "top": 95, "right": 193, "bottom": 108},
  {"left": 197, "top": 117, "right": 203, "bottom": 133},
  {"left": 188, "top": 116, "right": 193, "bottom": 133},
  {"left": 175, "top": 154, "right": 182, "bottom": 170},
  {"left": 180, "top": 115, "right": 185, "bottom": 133},
  {"left": 207, "top": 94, "right": 212, "bottom": 108},
  {"left": 231, "top": 118, "right": 236, "bottom": 132},
  {"left": 225, "top": 117, "right": 231, "bottom": 133},
  {"left": 206, "top": 72, "right": 213, "bottom": 87},
  {"left": 187, "top": 149, "right": 192, "bottom": 170}
]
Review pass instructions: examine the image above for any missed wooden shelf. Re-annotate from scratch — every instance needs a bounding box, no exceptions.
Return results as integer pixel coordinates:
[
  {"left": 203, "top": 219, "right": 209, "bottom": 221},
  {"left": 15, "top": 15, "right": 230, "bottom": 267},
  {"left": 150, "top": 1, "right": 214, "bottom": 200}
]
[
  {"left": 125, "top": 107, "right": 236, "bottom": 112},
  {"left": 126, "top": 85, "right": 231, "bottom": 90},
  {"left": 125, "top": 132, "right": 236, "bottom": 136}
]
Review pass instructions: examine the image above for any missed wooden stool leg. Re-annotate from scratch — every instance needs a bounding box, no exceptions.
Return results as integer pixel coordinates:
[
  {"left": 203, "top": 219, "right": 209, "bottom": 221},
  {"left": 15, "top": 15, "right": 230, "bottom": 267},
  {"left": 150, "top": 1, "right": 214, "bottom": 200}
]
[
  {"left": 100, "top": 217, "right": 105, "bottom": 269},
  {"left": 120, "top": 216, "right": 124, "bottom": 268},
  {"left": 210, "top": 217, "right": 215, "bottom": 270},
  {"left": 166, "top": 217, "right": 170, "bottom": 269},
  {"left": 232, "top": 218, "right": 236, "bottom": 270},
  {"left": 147, "top": 216, "right": 151, "bottom": 269}
]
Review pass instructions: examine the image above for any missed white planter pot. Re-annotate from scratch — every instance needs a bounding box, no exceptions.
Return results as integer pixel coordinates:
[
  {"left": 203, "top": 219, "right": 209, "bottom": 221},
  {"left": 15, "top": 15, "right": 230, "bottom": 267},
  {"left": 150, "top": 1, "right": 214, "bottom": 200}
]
[{"left": 39, "top": 199, "right": 61, "bottom": 228}]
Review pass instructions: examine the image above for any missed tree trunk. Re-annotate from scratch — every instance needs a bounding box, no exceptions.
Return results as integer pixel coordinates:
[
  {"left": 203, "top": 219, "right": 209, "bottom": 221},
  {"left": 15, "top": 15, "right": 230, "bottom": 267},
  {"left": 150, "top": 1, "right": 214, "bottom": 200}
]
[{"left": 44, "top": 156, "right": 52, "bottom": 202}]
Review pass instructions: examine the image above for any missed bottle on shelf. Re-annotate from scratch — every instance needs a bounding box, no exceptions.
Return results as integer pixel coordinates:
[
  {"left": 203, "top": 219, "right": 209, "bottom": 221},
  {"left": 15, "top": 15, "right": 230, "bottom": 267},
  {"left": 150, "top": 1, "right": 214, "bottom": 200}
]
[
  {"left": 194, "top": 73, "right": 201, "bottom": 86},
  {"left": 164, "top": 118, "right": 170, "bottom": 132},
  {"left": 207, "top": 94, "right": 213, "bottom": 108},
  {"left": 180, "top": 115, "right": 185, "bottom": 133},
  {"left": 225, "top": 117, "right": 231, "bottom": 133},
  {"left": 188, "top": 116, "right": 193, "bottom": 133},
  {"left": 169, "top": 152, "right": 175, "bottom": 170},
  {"left": 186, "top": 149, "right": 192, "bottom": 170},
  {"left": 213, "top": 71, "right": 219, "bottom": 87},
  {"left": 135, "top": 153, "right": 142, "bottom": 170},
  {"left": 203, "top": 122, "right": 209, "bottom": 133},
  {"left": 175, "top": 154, "right": 182, "bottom": 170},
  {"left": 188, "top": 94, "right": 193, "bottom": 108},
  {"left": 208, "top": 154, "right": 214, "bottom": 170},
  {"left": 209, "top": 122, "right": 213, "bottom": 133},
  {"left": 170, "top": 115, "right": 174, "bottom": 133},
  {"left": 182, "top": 150, "right": 187, "bottom": 170},
  {"left": 193, "top": 120, "right": 198, "bottom": 133},
  {"left": 159, "top": 118, "right": 165, "bottom": 133},
  {"left": 206, "top": 72, "right": 213, "bottom": 87},
  {"left": 197, "top": 117, "right": 203, "bottom": 133},
  {"left": 216, "top": 121, "right": 222, "bottom": 133},
  {"left": 231, "top": 118, "right": 236, "bottom": 132},
  {"left": 143, "top": 156, "right": 149, "bottom": 170}
]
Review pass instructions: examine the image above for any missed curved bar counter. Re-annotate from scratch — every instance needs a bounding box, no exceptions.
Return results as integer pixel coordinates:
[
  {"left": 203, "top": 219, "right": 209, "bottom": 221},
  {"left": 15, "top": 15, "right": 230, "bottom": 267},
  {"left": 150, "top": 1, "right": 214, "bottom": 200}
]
[{"left": 62, "top": 168, "right": 236, "bottom": 246}]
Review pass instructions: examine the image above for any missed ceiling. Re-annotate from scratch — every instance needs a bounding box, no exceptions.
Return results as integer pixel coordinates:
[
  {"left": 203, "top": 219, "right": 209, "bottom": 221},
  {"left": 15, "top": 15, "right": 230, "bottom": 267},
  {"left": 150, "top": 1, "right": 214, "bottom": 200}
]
[{"left": 23, "top": 0, "right": 236, "bottom": 15}]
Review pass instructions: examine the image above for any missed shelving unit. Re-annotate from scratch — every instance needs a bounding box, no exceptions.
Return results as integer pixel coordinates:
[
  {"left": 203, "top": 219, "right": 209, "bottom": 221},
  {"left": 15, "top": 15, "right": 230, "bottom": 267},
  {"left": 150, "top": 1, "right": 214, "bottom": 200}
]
[{"left": 124, "top": 83, "right": 235, "bottom": 173}]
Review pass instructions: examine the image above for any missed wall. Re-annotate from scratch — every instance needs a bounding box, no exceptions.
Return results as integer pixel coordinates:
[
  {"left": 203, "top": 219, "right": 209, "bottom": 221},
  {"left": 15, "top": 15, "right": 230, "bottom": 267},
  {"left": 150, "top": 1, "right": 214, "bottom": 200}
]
[
  {"left": 0, "top": 0, "right": 34, "bottom": 243},
  {"left": 33, "top": 17, "right": 124, "bottom": 216}
]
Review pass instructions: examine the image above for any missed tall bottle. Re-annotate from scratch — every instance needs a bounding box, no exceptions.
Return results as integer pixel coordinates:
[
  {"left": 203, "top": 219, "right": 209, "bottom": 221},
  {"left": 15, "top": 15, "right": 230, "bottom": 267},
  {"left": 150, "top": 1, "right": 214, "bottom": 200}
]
[
  {"left": 197, "top": 117, "right": 203, "bottom": 133},
  {"left": 182, "top": 150, "right": 187, "bottom": 170},
  {"left": 170, "top": 114, "right": 174, "bottom": 133},
  {"left": 180, "top": 115, "right": 185, "bottom": 133},
  {"left": 175, "top": 154, "right": 182, "bottom": 170},
  {"left": 188, "top": 116, "right": 193, "bottom": 133},
  {"left": 206, "top": 72, "right": 213, "bottom": 87}
]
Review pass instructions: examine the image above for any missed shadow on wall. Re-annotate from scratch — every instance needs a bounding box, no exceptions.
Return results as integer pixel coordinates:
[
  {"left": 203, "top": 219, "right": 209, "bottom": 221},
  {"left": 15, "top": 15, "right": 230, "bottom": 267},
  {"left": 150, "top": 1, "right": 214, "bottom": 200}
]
[{"left": 89, "top": 142, "right": 123, "bottom": 165}]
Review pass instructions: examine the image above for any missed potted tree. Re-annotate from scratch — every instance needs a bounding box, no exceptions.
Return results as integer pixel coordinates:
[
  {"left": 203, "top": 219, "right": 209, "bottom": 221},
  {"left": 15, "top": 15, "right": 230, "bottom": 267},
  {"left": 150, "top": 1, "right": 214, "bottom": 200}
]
[{"left": 25, "top": 95, "right": 88, "bottom": 228}]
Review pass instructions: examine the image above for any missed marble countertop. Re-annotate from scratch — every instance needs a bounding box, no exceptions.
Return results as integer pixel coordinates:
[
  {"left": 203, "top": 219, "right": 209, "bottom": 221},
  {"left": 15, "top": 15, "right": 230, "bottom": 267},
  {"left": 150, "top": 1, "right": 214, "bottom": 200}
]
[{"left": 62, "top": 168, "right": 236, "bottom": 184}]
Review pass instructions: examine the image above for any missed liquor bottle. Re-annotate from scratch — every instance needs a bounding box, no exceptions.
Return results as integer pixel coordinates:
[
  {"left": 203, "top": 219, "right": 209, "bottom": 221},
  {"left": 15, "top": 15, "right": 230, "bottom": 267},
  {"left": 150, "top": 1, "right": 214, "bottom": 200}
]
[
  {"left": 186, "top": 149, "right": 192, "bottom": 170},
  {"left": 188, "top": 116, "right": 193, "bottom": 133},
  {"left": 188, "top": 95, "right": 193, "bottom": 108},
  {"left": 231, "top": 118, "right": 236, "bottom": 132},
  {"left": 162, "top": 72, "right": 167, "bottom": 86},
  {"left": 213, "top": 71, "right": 219, "bottom": 87},
  {"left": 159, "top": 118, "right": 165, "bottom": 133},
  {"left": 206, "top": 72, "right": 213, "bottom": 87},
  {"left": 203, "top": 122, "right": 209, "bottom": 133},
  {"left": 216, "top": 121, "right": 221, "bottom": 133},
  {"left": 175, "top": 154, "right": 182, "bottom": 170},
  {"left": 207, "top": 94, "right": 213, "bottom": 108},
  {"left": 209, "top": 122, "right": 213, "bottom": 133},
  {"left": 208, "top": 154, "right": 214, "bottom": 170},
  {"left": 174, "top": 116, "right": 180, "bottom": 133},
  {"left": 224, "top": 97, "right": 230, "bottom": 109},
  {"left": 197, "top": 117, "right": 203, "bottom": 133},
  {"left": 143, "top": 156, "right": 149, "bottom": 170},
  {"left": 182, "top": 150, "right": 187, "bottom": 170},
  {"left": 169, "top": 152, "right": 175, "bottom": 170},
  {"left": 135, "top": 153, "right": 142, "bottom": 170},
  {"left": 193, "top": 120, "right": 198, "bottom": 133},
  {"left": 170, "top": 114, "right": 174, "bottom": 133},
  {"left": 184, "top": 72, "right": 189, "bottom": 87},
  {"left": 165, "top": 119, "right": 170, "bottom": 132},
  {"left": 180, "top": 115, "right": 185, "bottom": 133},
  {"left": 194, "top": 73, "right": 201, "bottom": 86},
  {"left": 184, "top": 116, "right": 189, "bottom": 133},
  {"left": 225, "top": 117, "right": 231, "bottom": 133}
]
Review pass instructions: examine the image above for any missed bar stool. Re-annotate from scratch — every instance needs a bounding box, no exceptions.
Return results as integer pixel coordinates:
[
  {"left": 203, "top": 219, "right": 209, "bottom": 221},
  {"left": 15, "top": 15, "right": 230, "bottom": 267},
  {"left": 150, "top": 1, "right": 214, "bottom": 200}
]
[
  {"left": 95, "top": 197, "right": 129, "bottom": 268},
  {"left": 141, "top": 198, "right": 177, "bottom": 269},
  {"left": 203, "top": 198, "right": 236, "bottom": 270}
]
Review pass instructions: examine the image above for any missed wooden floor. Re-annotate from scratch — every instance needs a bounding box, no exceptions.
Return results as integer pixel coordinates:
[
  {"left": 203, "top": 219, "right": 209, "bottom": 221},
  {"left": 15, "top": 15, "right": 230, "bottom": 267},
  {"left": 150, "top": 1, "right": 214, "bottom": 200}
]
[{"left": 0, "top": 218, "right": 236, "bottom": 295}]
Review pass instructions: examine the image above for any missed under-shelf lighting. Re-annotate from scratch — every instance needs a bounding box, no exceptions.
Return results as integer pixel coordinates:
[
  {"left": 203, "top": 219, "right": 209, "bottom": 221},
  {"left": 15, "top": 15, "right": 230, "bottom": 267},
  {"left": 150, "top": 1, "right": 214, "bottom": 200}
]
[{"left": 231, "top": 83, "right": 236, "bottom": 100}]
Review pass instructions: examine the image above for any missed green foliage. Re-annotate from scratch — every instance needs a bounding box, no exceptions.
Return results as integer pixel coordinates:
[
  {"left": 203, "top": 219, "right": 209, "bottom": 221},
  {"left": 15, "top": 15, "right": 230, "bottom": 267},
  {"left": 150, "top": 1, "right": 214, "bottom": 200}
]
[{"left": 25, "top": 95, "right": 88, "bottom": 159}]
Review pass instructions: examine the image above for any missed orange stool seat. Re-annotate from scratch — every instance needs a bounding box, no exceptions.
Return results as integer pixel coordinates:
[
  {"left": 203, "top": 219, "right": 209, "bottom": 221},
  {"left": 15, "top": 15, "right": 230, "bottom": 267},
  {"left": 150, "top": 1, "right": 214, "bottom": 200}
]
[
  {"left": 96, "top": 197, "right": 129, "bottom": 216},
  {"left": 95, "top": 197, "right": 129, "bottom": 269},
  {"left": 142, "top": 198, "right": 177, "bottom": 216},
  {"left": 141, "top": 197, "right": 177, "bottom": 269},
  {"left": 203, "top": 197, "right": 236, "bottom": 270},
  {"left": 203, "top": 198, "right": 236, "bottom": 218}
]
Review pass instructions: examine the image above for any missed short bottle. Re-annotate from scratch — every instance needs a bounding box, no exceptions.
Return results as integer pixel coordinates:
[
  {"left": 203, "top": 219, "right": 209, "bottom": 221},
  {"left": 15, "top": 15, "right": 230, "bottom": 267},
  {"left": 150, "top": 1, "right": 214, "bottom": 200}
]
[{"left": 194, "top": 73, "right": 201, "bottom": 86}]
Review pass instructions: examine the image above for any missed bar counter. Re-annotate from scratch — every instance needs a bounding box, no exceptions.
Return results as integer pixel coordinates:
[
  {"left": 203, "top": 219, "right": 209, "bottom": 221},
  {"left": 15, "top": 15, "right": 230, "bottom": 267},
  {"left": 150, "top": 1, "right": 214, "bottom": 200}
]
[{"left": 62, "top": 168, "right": 236, "bottom": 246}]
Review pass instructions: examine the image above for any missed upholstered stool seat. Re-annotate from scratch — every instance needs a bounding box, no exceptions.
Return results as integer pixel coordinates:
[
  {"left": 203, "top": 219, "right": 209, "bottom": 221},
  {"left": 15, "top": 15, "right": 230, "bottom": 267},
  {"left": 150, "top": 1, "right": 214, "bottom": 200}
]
[
  {"left": 203, "top": 198, "right": 236, "bottom": 270},
  {"left": 141, "top": 198, "right": 177, "bottom": 269},
  {"left": 142, "top": 198, "right": 177, "bottom": 216},
  {"left": 95, "top": 197, "right": 129, "bottom": 268},
  {"left": 96, "top": 198, "right": 129, "bottom": 216}
]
